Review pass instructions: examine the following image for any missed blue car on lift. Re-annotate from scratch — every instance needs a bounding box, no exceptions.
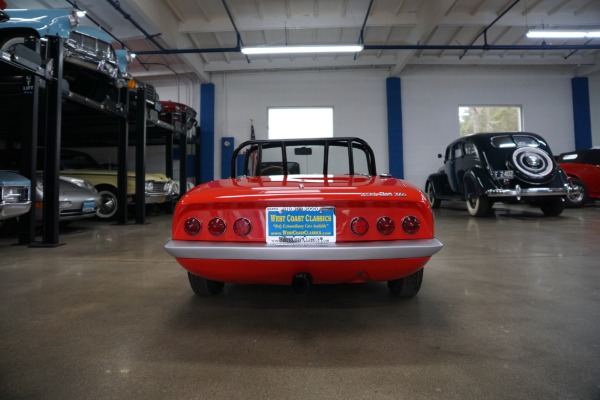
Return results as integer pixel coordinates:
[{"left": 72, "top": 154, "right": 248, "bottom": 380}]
[{"left": 0, "top": 8, "right": 133, "bottom": 102}]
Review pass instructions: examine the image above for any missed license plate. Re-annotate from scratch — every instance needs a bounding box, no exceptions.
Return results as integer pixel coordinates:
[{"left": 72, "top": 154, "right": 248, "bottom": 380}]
[
  {"left": 493, "top": 170, "right": 514, "bottom": 179},
  {"left": 266, "top": 207, "right": 336, "bottom": 244},
  {"left": 82, "top": 200, "right": 95, "bottom": 212}
]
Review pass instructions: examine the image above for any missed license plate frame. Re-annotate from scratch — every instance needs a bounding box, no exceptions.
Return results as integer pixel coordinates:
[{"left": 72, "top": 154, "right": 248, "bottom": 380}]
[
  {"left": 266, "top": 206, "right": 336, "bottom": 245},
  {"left": 82, "top": 200, "right": 96, "bottom": 212},
  {"left": 493, "top": 170, "right": 515, "bottom": 180}
]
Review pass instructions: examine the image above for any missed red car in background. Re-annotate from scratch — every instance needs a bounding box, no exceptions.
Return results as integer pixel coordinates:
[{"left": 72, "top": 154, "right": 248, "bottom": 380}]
[
  {"left": 159, "top": 100, "right": 197, "bottom": 131},
  {"left": 558, "top": 149, "right": 600, "bottom": 207},
  {"left": 164, "top": 137, "right": 443, "bottom": 298}
]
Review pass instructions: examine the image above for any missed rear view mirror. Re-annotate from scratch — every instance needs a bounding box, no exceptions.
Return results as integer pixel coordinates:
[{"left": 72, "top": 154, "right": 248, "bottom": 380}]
[{"left": 294, "top": 147, "right": 312, "bottom": 156}]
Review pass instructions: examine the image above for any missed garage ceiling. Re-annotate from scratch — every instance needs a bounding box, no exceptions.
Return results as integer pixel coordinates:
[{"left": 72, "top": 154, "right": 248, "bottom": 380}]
[{"left": 6, "top": 0, "right": 600, "bottom": 81}]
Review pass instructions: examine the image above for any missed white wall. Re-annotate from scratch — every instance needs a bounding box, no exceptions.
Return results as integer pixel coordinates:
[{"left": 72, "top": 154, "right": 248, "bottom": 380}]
[
  {"left": 208, "top": 66, "right": 582, "bottom": 189},
  {"left": 400, "top": 65, "right": 576, "bottom": 188},
  {"left": 212, "top": 69, "right": 390, "bottom": 178},
  {"left": 143, "top": 65, "right": 595, "bottom": 190}
]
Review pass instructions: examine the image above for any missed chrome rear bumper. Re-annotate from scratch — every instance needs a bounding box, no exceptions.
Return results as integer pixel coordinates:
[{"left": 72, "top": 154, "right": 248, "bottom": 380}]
[
  {"left": 164, "top": 238, "right": 443, "bottom": 261},
  {"left": 486, "top": 184, "right": 573, "bottom": 198}
]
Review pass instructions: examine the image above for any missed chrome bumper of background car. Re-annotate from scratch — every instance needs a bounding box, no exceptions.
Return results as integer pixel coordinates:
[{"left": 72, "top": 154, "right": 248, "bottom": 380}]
[
  {"left": 0, "top": 202, "right": 32, "bottom": 219},
  {"left": 486, "top": 184, "right": 572, "bottom": 198},
  {"left": 144, "top": 193, "right": 168, "bottom": 204},
  {"left": 164, "top": 238, "right": 443, "bottom": 261}
]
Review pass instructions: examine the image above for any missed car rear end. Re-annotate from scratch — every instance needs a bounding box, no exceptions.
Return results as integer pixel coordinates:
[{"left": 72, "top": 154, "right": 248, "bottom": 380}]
[{"left": 166, "top": 175, "right": 442, "bottom": 286}]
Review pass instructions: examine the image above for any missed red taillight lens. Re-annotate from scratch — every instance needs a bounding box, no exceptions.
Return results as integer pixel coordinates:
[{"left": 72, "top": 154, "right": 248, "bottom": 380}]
[
  {"left": 377, "top": 216, "right": 395, "bottom": 235},
  {"left": 402, "top": 216, "right": 420, "bottom": 235},
  {"left": 184, "top": 217, "right": 201, "bottom": 236},
  {"left": 233, "top": 218, "right": 252, "bottom": 236},
  {"left": 350, "top": 217, "right": 369, "bottom": 236},
  {"left": 208, "top": 218, "right": 226, "bottom": 236}
]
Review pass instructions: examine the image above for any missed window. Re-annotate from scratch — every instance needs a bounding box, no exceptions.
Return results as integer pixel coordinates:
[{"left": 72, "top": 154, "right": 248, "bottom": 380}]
[
  {"left": 268, "top": 107, "right": 334, "bottom": 139},
  {"left": 459, "top": 106, "right": 522, "bottom": 136}
]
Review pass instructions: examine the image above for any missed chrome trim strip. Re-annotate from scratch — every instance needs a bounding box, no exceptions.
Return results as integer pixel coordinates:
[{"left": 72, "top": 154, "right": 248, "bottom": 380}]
[
  {"left": 164, "top": 238, "right": 443, "bottom": 261},
  {"left": 485, "top": 186, "right": 570, "bottom": 197}
]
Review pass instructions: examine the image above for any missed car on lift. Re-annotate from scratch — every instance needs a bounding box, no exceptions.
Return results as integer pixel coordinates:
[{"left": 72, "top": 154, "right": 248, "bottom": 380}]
[
  {"left": 59, "top": 149, "right": 174, "bottom": 219},
  {"left": 33, "top": 175, "right": 100, "bottom": 225},
  {"left": 0, "top": 8, "right": 132, "bottom": 104},
  {"left": 425, "top": 132, "right": 572, "bottom": 217},
  {"left": 164, "top": 137, "right": 443, "bottom": 298},
  {"left": 0, "top": 170, "right": 31, "bottom": 231},
  {"left": 159, "top": 100, "right": 198, "bottom": 131},
  {"left": 557, "top": 148, "right": 600, "bottom": 207}
]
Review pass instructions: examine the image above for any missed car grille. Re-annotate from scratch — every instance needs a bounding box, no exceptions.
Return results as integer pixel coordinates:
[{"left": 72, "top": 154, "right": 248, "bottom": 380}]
[
  {"left": 67, "top": 32, "right": 116, "bottom": 64},
  {"left": 147, "top": 181, "right": 168, "bottom": 195},
  {"left": 144, "top": 84, "right": 158, "bottom": 102}
]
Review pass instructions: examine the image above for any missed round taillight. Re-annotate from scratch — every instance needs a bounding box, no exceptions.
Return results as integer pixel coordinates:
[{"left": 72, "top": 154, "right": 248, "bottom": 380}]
[
  {"left": 350, "top": 217, "right": 369, "bottom": 236},
  {"left": 208, "top": 218, "right": 226, "bottom": 236},
  {"left": 402, "top": 216, "right": 420, "bottom": 235},
  {"left": 377, "top": 216, "right": 395, "bottom": 235},
  {"left": 184, "top": 217, "right": 201, "bottom": 236},
  {"left": 233, "top": 218, "right": 252, "bottom": 236}
]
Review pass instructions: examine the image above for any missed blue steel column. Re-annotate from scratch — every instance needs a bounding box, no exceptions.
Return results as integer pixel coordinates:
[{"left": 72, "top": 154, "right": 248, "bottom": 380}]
[
  {"left": 571, "top": 77, "right": 592, "bottom": 150},
  {"left": 200, "top": 83, "right": 215, "bottom": 183},
  {"left": 386, "top": 77, "right": 404, "bottom": 178}
]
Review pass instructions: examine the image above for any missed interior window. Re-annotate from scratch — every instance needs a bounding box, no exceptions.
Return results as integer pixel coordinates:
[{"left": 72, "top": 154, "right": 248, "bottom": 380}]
[
  {"left": 328, "top": 144, "right": 350, "bottom": 175},
  {"left": 513, "top": 135, "right": 540, "bottom": 147},
  {"left": 286, "top": 144, "right": 325, "bottom": 175},
  {"left": 452, "top": 144, "right": 463, "bottom": 159},
  {"left": 268, "top": 107, "right": 334, "bottom": 139},
  {"left": 464, "top": 141, "right": 477, "bottom": 156},
  {"left": 459, "top": 105, "right": 522, "bottom": 136}
]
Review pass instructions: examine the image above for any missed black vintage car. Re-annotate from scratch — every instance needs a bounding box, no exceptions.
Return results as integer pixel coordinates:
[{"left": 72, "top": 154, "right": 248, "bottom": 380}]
[{"left": 425, "top": 132, "right": 573, "bottom": 217}]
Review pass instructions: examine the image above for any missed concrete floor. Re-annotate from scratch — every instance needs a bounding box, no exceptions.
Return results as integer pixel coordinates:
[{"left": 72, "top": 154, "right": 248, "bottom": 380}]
[{"left": 0, "top": 203, "right": 599, "bottom": 400}]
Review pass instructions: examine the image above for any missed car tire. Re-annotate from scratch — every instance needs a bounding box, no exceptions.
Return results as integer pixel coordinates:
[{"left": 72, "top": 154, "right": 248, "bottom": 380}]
[
  {"left": 388, "top": 268, "right": 423, "bottom": 298},
  {"left": 565, "top": 178, "right": 588, "bottom": 208},
  {"left": 0, "top": 35, "right": 27, "bottom": 52},
  {"left": 188, "top": 272, "right": 224, "bottom": 296},
  {"left": 96, "top": 185, "right": 118, "bottom": 219},
  {"left": 426, "top": 181, "right": 441, "bottom": 209},
  {"left": 539, "top": 197, "right": 565, "bottom": 216},
  {"left": 465, "top": 194, "right": 491, "bottom": 217}
]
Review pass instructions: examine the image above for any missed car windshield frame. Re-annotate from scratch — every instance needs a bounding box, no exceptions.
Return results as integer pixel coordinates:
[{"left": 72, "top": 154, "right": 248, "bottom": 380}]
[{"left": 231, "top": 137, "right": 377, "bottom": 178}]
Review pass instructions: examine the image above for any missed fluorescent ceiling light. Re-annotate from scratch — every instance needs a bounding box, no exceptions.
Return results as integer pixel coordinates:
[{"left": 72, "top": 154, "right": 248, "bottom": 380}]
[
  {"left": 241, "top": 44, "right": 364, "bottom": 55},
  {"left": 526, "top": 30, "right": 600, "bottom": 39}
]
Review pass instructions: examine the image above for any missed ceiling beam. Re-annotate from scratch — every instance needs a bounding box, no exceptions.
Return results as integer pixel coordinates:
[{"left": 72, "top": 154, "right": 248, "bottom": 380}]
[
  {"left": 179, "top": 12, "right": 418, "bottom": 34},
  {"left": 390, "top": 0, "right": 457, "bottom": 76},
  {"left": 124, "top": 0, "right": 210, "bottom": 82}
]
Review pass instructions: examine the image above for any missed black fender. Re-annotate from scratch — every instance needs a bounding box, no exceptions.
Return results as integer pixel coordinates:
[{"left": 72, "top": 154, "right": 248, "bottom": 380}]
[
  {"left": 426, "top": 172, "right": 451, "bottom": 196},
  {"left": 462, "top": 168, "right": 497, "bottom": 199}
]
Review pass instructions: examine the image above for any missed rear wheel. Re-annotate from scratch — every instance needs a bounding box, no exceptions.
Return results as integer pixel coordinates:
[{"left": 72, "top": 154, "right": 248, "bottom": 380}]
[
  {"left": 388, "top": 268, "right": 423, "bottom": 298},
  {"left": 426, "top": 181, "right": 441, "bottom": 208},
  {"left": 466, "top": 195, "right": 491, "bottom": 217},
  {"left": 540, "top": 197, "right": 565, "bottom": 216},
  {"left": 565, "top": 178, "right": 588, "bottom": 208},
  {"left": 188, "top": 272, "right": 224, "bottom": 296}
]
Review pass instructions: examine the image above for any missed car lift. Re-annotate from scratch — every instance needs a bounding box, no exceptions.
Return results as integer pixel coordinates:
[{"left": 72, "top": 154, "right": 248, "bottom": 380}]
[{"left": 0, "top": 34, "right": 196, "bottom": 246}]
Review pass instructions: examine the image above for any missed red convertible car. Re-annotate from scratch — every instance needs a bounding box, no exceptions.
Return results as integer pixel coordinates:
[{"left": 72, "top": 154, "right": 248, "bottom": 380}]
[
  {"left": 558, "top": 148, "right": 600, "bottom": 207},
  {"left": 164, "top": 137, "right": 443, "bottom": 298}
]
